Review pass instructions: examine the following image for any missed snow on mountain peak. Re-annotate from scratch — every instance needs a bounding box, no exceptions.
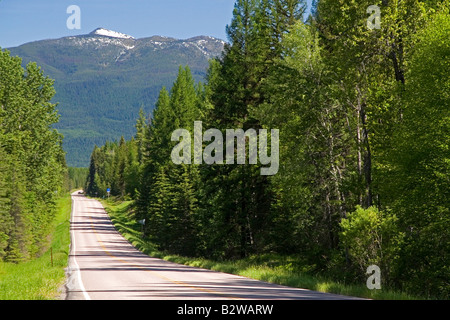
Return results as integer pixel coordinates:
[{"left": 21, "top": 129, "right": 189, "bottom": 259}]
[{"left": 90, "top": 28, "right": 135, "bottom": 39}]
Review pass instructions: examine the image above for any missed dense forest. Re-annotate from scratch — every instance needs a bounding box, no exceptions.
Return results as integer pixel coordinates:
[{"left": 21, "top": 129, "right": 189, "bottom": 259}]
[
  {"left": 86, "top": 0, "right": 449, "bottom": 298},
  {"left": 0, "top": 50, "right": 67, "bottom": 262}
]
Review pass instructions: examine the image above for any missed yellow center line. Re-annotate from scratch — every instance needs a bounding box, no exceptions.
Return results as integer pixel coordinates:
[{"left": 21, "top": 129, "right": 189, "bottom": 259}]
[{"left": 89, "top": 216, "right": 242, "bottom": 300}]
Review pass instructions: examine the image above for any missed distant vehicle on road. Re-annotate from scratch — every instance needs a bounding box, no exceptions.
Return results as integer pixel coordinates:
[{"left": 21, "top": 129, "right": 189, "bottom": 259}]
[{"left": 78, "top": 191, "right": 84, "bottom": 194}]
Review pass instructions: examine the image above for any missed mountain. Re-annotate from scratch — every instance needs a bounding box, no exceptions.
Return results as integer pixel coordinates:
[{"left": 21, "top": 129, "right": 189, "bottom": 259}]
[{"left": 7, "top": 28, "right": 225, "bottom": 167}]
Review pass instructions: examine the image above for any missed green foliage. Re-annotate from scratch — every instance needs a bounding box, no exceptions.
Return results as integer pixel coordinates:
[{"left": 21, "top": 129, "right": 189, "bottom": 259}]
[
  {"left": 67, "top": 167, "right": 89, "bottom": 191},
  {"left": 0, "top": 49, "right": 66, "bottom": 262},
  {"left": 104, "top": 197, "right": 421, "bottom": 300},
  {"left": 85, "top": 0, "right": 449, "bottom": 299},
  {"left": 340, "top": 206, "right": 403, "bottom": 284},
  {"left": 257, "top": 19, "right": 354, "bottom": 261},
  {"left": 386, "top": 6, "right": 450, "bottom": 298},
  {"left": 139, "top": 66, "right": 203, "bottom": 255},
  {"left": 0, "top": 193, "right": 71, "bottom": 299},
  {"left": 0, "top": 141, "right": 12, "bottom": 260},
  {"left": 84, "top": 137, "right": 140, "bottom": 199}
]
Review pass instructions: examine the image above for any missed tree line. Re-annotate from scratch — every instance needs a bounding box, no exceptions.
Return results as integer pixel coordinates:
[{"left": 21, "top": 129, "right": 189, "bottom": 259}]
[
  {"left": 0, "top": 49, "right": 67, "bottom": 263},
  {"left": 85, "top": 0, "right": 449, "bottom": 299}
]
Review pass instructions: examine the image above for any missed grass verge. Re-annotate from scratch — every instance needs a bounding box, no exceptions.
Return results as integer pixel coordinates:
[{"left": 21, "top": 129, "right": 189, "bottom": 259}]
[
  {"left": 0, "top": 193, "right": 72, "bottom": 300},
  {"left": 102, "top": 198, "right": 422, "bottom": 300}
]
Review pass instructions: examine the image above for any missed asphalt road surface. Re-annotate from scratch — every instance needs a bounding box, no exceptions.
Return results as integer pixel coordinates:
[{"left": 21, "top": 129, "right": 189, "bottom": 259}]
[{"left": 65, "top": 191, "right": 359, "bottom": 300}]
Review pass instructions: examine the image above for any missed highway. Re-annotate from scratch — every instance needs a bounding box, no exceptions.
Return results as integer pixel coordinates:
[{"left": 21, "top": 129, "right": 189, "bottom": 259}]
[{"left": 65, "top": 191, "right": 359, "bottom": 300}]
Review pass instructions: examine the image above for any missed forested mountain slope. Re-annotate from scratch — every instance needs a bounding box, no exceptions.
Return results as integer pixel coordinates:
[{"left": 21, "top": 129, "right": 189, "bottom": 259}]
[{"left": 8, "top": 29, "right": 225, "bottom": 167}]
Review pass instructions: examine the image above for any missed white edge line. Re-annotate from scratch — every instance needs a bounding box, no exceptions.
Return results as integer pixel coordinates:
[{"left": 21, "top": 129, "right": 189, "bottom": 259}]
[{"left": 70, "top": 194, "right": 91, "bottom": 300}]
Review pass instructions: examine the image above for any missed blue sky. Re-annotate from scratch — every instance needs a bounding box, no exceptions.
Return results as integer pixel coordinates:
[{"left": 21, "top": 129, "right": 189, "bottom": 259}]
[{"left": 0, "top": 0, "right": 313, "bottom": 48}]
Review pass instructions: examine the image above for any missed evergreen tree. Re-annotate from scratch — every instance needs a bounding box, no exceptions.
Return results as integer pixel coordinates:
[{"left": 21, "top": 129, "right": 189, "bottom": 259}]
[
  {"left": 115, "top": 136, "right": 128, "bottom": 197},
  {"left": 146, "top": 165, "right": 174, "bottom": 248},
  {"left": 85, "top": 145, "right": 101, "bottom": 196},
  {"left": 200, "top": 0, "right": 307, "bottom": 258},
  {"left": 171, "top": 165, "right": 200, "bottom": 256},
  {"left": 124, "top": 138, "right": 140, "bottom": 198},
  {"left": 135, "top": 107, "right": 149, "bottom": 165}
]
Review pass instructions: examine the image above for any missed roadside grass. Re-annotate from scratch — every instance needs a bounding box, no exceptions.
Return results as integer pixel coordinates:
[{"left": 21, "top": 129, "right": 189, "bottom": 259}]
[
  {"left": 0, "top": 193, "right": 72, "bottom": 300},
  {"left": 102, "top": 198, "right": 421, "bottom": 300}
]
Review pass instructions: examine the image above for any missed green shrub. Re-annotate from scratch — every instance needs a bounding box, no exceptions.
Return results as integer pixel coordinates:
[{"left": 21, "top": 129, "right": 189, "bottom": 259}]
[{"left": 339, "top": 206, "right": 404, "bottom": 286}]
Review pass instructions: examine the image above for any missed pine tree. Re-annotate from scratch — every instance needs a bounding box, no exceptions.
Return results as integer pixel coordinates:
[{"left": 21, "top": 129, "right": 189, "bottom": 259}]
[
  {"left": 200, "top": 0, "right": 307, "bottom": 258},
  {"left": 115, "top": 136, "right": 127, "bottom": 197},
  {"left": 137, "top": 66, "right": 204, "bottom": 255},
  {"left": 146, "top": 165, "right": 174, "bottom": 249},
  {"left": 170, "top": 66, "right": 198, "bottom": 128},
  {"left": 135, "top": 107, "right": 149, "bottom": 165},
  {"left": 85, "top": 145, "right": 101, "bottom": 196},
  {"left": 170, "top": 165, "right": 199, "bottom": 256},
  {"left": 124, "top": 138, "right": 140, "bottom": 198},
  {"left": 136, "top": 87, "right": 171, "bottom": 220}
]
